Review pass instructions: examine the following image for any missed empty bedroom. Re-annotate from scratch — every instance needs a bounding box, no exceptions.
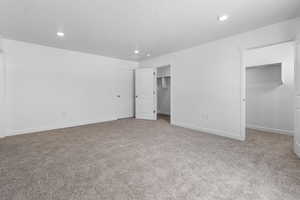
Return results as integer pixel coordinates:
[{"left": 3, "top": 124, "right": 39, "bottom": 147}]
[{"left": 0, "top": 0, "right": 300, "bottom": 200}]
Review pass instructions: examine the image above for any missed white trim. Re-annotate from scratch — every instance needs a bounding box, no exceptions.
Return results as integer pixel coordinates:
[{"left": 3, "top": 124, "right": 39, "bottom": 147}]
[
  {"left": 295, "top": 34, "right": 300, "bottom": 158},
  {"left": 173, "top": 121, "right": 244, "bottom": 141},
  {"left": 247, "top": 124, "right": 294, "bottom": 135},
  {"left": 247, "top": 40, "right": 295, "bottom": 50},
  {"left": 295, "top": 141, "right": 300, "bottom": 158},
  {"left": 6, "top": 117, "right": 117, "bottom": 137},
  {"left": 0, "top": 48, "right": 7, "bottom": 138},
  {"left": 170, "top": 65, "right": 173, "bottom": 124},
  {"left": 154, "top": 68, "right": 157, "bottom": 120},
  {"left": 240, "top": 47, "right": 246, "bottom": 140}
]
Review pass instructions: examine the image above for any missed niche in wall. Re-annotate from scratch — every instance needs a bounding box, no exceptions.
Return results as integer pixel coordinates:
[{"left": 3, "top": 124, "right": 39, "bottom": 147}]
[{"left": 246, "top": 63, "right": 282, "bottom": 87}]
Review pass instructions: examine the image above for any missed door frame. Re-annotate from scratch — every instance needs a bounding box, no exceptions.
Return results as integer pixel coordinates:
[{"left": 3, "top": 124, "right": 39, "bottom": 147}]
[
  {"left": 295, "top": 35, "right": 300, "bottom": 158},
  {"left": 0, "top": 50, "right": 7, "bottom": 137},
  {"left": 240, "top": 40, "right": 296, "bottom": 141}
]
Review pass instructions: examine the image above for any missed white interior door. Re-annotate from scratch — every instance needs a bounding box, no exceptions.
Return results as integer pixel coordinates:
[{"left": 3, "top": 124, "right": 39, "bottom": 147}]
[
  {"left": 295, "top": 38, "right": 300, "bottom": 158},
  {"left": 116, "top": 69, "right": 134, "bottom": 119},
  {"left": 135, "top": 68, "right": 157, "bottom": 120}
]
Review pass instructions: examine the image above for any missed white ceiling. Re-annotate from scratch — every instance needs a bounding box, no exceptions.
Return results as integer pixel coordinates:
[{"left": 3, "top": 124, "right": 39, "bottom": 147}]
[{"left": 1, "top": 0, "right": 300, "bottom": 61}]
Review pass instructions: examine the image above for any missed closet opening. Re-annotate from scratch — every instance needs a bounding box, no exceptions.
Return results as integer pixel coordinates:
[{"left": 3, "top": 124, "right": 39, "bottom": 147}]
[
  {"left": 242, "top": 41, "right": 295, "bottom": 139},
  {"left": 156, "top": 65, "right": 171, "bottom": 123}
]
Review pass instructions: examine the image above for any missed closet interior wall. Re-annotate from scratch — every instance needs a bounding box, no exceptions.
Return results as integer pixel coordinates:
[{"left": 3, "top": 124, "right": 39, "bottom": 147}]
[{"left": 157, "top": 66, "right": 171, "bottom": 116}]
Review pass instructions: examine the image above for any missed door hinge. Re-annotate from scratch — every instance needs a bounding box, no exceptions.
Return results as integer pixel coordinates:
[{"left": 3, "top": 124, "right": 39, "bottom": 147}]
[
  {"left": 153, "top": 110, "right": 156, "bottom": 113},
  {"left": 153, "top": 72, "right": 156, "bottom": 75},
  {"left": 153, "top": 91, "right": 156, "bottom": 95}
]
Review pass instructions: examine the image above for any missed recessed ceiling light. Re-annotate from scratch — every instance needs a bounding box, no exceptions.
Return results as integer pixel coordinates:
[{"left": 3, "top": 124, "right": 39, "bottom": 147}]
[
  {"left": 218, "top": 15, "right": 229, "bottom": 22},
  {"left": 134, "top": 50, "right": 139, "bottom": 54},
  {"left": 146, "top": 53, "right": 151, "bottom": 57},
  {"left": 56, "top": 32, "right": 65, "bottom": 37}
]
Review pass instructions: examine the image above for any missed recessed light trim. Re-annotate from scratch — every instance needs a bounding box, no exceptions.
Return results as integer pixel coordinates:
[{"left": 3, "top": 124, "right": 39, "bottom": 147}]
[
  {"left": 218, "top": 15, "right": 229, "bottom": 22},
  {"left": 56, "top": 32, "right": 65, "bottom": 37}
]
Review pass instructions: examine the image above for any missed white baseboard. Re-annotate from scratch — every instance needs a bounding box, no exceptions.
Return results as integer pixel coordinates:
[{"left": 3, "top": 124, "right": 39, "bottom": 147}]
[
  {"left": 172, "top": 121, "right": 244, "bottom": 141},
  {"left": 246, "top": 124, "right": 294, "bottom": 136},
  {"left": 6, "top": 117, "right": 117, "bottom": 137}
]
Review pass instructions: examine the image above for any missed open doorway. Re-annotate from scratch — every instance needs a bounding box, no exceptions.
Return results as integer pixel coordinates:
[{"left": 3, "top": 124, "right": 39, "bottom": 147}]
[
  {"left": 242, "top": 41, "right": 295, "bottom": 139},
  {"left": 156, "top": 65, "right": 171, "bottom": 123}
]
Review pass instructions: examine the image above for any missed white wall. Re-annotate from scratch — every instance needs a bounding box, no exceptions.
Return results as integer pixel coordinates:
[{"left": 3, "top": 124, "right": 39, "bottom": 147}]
[
  {"left": 245, "top": 42, "right": 295, "bottom": 135},
  {"left": 140, "top": 18, "right": 300, "bottom": 140},
  {"left": 157, "top": 66, "right": 170, "bottom": 77},
  {"left": 1, "top": 39, "right": 137, "bottom": 137}
]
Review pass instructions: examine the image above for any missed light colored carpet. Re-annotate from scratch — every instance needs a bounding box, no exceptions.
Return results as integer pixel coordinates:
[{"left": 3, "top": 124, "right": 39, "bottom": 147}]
[{"left": 0, "top": 118, "right": 300, "bottom": 200}]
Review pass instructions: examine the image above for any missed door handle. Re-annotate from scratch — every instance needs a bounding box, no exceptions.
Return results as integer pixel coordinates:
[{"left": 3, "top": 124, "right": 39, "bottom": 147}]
[
  {"left": 117, "top": 95, "right": 120, "bottom": 98},
  {"left": 135, "top": 95, "right": 138, "bottom": 98}
]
